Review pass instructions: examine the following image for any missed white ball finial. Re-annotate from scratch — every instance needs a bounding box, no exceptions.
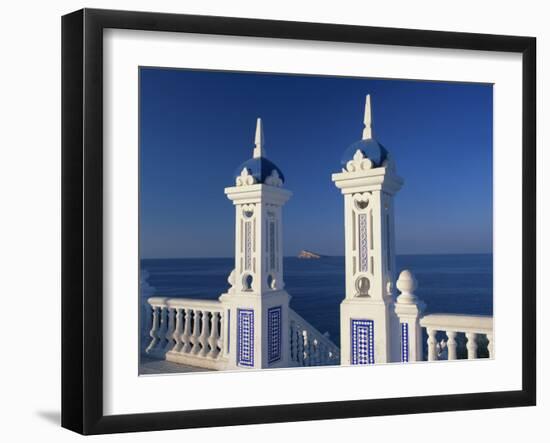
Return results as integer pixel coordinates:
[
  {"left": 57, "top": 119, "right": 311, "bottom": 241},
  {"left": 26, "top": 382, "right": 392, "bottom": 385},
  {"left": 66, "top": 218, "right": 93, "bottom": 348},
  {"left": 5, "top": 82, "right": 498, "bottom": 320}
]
[{"left": 396, "top": 269, "right": 417, "bottom": 304}]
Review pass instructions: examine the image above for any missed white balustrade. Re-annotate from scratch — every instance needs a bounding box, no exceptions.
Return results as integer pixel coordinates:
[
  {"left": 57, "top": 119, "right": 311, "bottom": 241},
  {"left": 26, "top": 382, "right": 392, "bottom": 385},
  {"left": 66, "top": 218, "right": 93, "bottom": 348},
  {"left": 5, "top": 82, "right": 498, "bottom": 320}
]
[
  {"left": 146, "top": 298, "right": 339, "bottom": 371},
  {"left": 419, "top": 314, "right": 493, "bottom": 361},
  {"left": 289, "top": 309, "right": 340, "bottom": 366},
  {"left": 146, "top": 297, "right": 491, "bottom": 369},
  {"left": 146, "top": 297, "right": 227, "bottom": 370}
]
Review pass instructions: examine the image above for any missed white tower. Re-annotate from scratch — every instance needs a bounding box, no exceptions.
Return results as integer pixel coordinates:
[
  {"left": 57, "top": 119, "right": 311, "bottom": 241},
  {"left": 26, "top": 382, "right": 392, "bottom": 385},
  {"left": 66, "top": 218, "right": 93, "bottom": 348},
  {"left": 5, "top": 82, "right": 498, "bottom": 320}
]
[
  {"left": 332, "top": 95, "right": 403, "bottom": 364},
  {"left": 220, "top": 118, "right": 292, "bottom": 369}
]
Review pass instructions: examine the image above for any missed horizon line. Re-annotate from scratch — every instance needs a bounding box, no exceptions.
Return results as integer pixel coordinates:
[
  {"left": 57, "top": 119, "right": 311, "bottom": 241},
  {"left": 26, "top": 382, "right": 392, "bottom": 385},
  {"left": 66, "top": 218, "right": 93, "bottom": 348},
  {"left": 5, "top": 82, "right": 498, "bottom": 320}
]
[{"left": 141, "top": 251, "right": 493, "bottom": 260}]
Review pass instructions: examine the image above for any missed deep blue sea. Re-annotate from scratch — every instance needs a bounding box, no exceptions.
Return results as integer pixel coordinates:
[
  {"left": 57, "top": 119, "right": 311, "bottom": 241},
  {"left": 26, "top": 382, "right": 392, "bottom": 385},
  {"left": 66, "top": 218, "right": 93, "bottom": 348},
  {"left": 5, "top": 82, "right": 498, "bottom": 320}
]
[{"left": 141, "top": 254, "right": 492, "bottom": 345}]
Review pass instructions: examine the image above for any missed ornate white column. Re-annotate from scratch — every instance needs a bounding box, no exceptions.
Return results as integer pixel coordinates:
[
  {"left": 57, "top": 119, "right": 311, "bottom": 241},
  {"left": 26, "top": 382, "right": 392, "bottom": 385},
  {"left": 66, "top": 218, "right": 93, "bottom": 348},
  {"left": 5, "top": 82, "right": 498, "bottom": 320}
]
[
  {"left": 220, "top": 118, "right": 292, "bottom": 369},
  {"left": 332, "top": 95, "right": 403, "bottom": 364}
]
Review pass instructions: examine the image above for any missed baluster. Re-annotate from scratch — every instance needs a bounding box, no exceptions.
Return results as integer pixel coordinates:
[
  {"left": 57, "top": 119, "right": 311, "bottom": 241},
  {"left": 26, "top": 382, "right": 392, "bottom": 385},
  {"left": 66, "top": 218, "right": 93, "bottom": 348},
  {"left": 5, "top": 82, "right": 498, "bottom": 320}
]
[
  {"left": 303, "top": 330, "right": 310, "bottom": 366},
  {"left": 296, "top": 325, "right": 304, "bottom": 365},
  {"left": 217, "top": 312, "right": 225, "bottom": 356},
  {"left": 437, "top": 339, "right": 448, "bottom": 360},
  {"left": 328, "top": 345, "right": 334, "bottom": 364},
  {"left": 332, "top": 346, "right": 339, "bottom": 364},
  {"left": 317, "top": 342, "right": 325, "bottom": 365},
  {"left": 157, "top": 307, "right": 169, "bottom": 350},
  {"left": 172, "top": 308, "right": 184, "bottom": 352},
  {"left": 181, "top": 308, "right": 192, "bottom": 353},
  {"left": 294, "top": 327, "right": 301, "bottom": 364},
  {"left": 289, "top": 321, "right": 296, "bottom": 362},
  {"left": 310, "top": 336, "right": 316, "bottom": 365},
  {"left": 145, "top": 306, "right": 160, "bottom": 353},
  {"left": 446, "top": 331, "right": 457, "bottom": 360},
  {"left": 487, "top": 333, "right": 493, "bottom": 358},
  {"left": 199, "top": 310, "right": 211, "bottom": 357},
  {"left": 427, "top": 328, "right": 437, "bottom": 361},
  {"left": 466, "top": 332, "right": 478, "bottom": 359},
  {"left": 209, "top": 311, "right": 220, "bottom": 358},
  {"left": 141, "top": 300, "right": 153, "bottom": 350},
  {"left": 191, "top": 309, "right": 201, "bottom": 354},
  {"left": 293, "top": 323, "right": 299, "bottom": 362},
  {"left": 164, "top": 308, "right": 176, "bottom": 352},
  {"left": 312, "top": 339, "right": 319, "bottom": 365}
]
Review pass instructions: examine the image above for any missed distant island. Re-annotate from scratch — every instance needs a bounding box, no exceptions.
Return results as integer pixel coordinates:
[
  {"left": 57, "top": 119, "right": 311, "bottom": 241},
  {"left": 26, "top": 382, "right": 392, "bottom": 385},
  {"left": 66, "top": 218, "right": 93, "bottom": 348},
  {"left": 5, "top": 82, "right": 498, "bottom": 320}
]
[{"left": 298, "top": 250, "right": 323, "bottom": 259}]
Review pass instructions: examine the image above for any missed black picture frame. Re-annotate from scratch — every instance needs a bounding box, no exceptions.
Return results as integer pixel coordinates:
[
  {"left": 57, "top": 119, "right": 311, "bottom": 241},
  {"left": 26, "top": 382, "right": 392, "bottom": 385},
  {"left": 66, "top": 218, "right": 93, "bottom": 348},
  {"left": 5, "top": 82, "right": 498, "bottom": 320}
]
[{"left": 61, "top": 8, "right": 536, "bottom": 435}]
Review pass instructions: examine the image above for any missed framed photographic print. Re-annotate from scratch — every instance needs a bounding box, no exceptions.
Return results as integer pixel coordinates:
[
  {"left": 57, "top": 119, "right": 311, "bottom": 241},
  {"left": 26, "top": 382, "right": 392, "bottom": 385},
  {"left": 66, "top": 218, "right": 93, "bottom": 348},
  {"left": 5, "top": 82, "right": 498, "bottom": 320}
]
[{"left": 61, "top": 8, "right": 536, "bottom": 435}]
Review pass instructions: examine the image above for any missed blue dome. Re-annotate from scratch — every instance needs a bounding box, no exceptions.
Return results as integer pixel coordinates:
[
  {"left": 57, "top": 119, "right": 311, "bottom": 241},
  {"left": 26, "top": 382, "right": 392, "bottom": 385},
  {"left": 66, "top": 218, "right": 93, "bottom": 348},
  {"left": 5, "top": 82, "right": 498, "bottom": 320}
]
[
  {"left": 341, "top": 139, "right": 388, "bottom": 168},
  {"left": 234, "top": 157, "right": 285, "bottom": 184}
]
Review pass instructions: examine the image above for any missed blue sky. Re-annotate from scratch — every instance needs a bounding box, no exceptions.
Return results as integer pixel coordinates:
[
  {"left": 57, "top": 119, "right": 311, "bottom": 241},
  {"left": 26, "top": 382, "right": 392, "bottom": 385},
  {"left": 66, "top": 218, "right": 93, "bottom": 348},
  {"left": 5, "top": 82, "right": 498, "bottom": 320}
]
[{"left": 140, "top": 68, "right": 492, "bottom": 258}]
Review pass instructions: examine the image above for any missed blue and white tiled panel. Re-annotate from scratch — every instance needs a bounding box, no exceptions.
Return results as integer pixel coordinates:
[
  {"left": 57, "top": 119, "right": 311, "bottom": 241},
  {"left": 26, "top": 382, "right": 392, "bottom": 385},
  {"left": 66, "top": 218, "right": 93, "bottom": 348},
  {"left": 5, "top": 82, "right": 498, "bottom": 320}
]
[
  {"left": 351, "top": 319, "right": 375, "bottom": 365},
  {"left": 401, "top": 322, "right": 409, "bottom": 362},
  {"left": 267, "top": 306, "right": 282, "bottom": 364},
  {"left": 358, "top": 213, "right": 368, "bottom": 272},
  {"left": 237, "top": 309, "right": 254, "bottom": 367}
]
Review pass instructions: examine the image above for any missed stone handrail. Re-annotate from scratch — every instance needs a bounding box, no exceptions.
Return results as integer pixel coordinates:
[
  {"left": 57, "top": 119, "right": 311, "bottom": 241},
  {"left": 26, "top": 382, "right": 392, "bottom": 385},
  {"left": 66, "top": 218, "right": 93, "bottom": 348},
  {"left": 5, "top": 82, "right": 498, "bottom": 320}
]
[
  {"left": 419, "top": 313, "right": 494, "bottom": 361},
  {"left": 146, "top": 297, "right": 227, "bottom": 370},
  {"left": 289, "top": 308, "right": 340, "bottom": 366}
]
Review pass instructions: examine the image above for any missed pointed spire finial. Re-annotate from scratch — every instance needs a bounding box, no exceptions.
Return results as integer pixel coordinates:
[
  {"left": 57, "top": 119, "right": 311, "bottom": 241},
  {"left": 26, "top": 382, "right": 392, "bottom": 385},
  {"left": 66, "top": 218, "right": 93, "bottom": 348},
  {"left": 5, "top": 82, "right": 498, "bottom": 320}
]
[
  {"left": 253, "top": 118, "right": 265, "bottom": 158},
  {"left": 362, "top": 94, "right": 373, "bottom": 140}
]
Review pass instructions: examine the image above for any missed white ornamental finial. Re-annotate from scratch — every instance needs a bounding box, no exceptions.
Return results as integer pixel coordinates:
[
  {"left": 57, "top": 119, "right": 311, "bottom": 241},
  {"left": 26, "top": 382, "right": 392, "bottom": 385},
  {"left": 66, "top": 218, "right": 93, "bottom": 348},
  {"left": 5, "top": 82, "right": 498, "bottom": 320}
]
[
  {"left": 362, "top": 94, "right": 373, "bottom": 140},
  {"left": 253, "top": 117, "right": 265, "bottom": 159},
  {"left": 396, "top": 269, "right": 418, "bottom": 304}
]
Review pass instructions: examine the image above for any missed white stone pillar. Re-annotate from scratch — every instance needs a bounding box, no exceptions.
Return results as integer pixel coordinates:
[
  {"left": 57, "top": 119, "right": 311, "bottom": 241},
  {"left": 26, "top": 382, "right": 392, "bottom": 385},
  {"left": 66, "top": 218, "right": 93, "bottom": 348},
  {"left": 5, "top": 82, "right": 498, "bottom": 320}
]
[
  {"left": 394, "top": 270, "right": 425, "bottom": 362},
  {"left": 332, "top": 95, "right": 403, "bottom": 364},
  {"left": 219, "top": 119, "right": 292, "bottom": 370}
]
